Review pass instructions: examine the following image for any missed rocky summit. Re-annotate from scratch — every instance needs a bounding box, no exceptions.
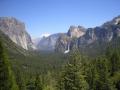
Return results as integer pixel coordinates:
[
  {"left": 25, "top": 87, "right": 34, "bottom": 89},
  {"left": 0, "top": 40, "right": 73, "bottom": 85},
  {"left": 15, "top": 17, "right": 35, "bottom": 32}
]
[
  {"left": 35, "top": 26, "right": 86, "bottom": 53},
  {"left": 34, "top": 33, "right": 64, "bottom": 51},
  {"left": 78, "top": 15, "right": 120, "bottom": 46},
  {"left": 67, "top": 25, "right": 86, "bottom": 38},
  {"left": 55, "top": 16, "right": 120, "bottom": 53},
  {"left": 0, "top": 16, "right": 120, "bottom": 53},
  {"left": 0, "top": 17, "right": 35, "bottom": 50},
  {"left": 34, "top": 16, "right": 120, "bottom": 53}
]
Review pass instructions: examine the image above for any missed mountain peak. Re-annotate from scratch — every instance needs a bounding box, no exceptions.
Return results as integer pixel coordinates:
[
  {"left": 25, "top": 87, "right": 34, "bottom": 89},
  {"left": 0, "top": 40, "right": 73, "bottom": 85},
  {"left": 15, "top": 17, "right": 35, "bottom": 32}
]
[
  {"left": 67, "top": 25, "right": 86, "bottom": 38},
  {"left": 113, "top": 15, "right": 120, "bottom": 25},
  {"left": 0, "top": 17, "right": 34, "bottom": 50},
  {"left": 0, "top": 17, "right": 25, "bottom": 25}
]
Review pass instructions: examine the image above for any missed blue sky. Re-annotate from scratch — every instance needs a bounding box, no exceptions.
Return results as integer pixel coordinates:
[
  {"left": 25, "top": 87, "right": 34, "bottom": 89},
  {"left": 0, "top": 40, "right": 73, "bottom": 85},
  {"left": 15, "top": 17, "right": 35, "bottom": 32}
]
[{"left": 0, "top": 0, "right": 120, "bottom": 38}]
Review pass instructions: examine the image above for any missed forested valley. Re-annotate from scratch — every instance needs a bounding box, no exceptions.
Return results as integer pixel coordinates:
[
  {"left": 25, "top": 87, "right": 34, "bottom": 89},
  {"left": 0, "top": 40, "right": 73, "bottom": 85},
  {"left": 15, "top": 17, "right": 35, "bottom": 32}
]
[{"left": 0, "top": 37, "right": 120, "bottom": 90}]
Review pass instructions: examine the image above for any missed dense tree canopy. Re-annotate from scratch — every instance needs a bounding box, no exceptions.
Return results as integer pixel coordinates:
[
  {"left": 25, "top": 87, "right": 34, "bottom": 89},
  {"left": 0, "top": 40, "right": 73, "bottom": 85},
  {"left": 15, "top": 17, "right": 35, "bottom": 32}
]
[{"left": 0, "top": 39, "right": 19, "bottom": 90}]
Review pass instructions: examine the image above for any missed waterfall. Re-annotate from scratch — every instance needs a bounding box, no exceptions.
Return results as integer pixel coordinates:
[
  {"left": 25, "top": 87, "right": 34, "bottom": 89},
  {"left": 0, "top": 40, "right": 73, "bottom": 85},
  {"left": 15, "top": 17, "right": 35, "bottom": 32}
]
[{"left": 64, "top": 43, "right": 70, "bottom": 54}]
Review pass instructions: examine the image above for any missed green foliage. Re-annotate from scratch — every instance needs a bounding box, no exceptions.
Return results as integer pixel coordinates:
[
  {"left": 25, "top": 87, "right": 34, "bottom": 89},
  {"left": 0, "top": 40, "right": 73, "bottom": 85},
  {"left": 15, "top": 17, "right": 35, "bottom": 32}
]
[
  {"left": 14, "top": 67, "right": 26, "bottom": 90},
  {"left": 94, "top": 57, "right": 114, "bottom": 90},
  {"left": 58, "top": 51, "right": 89, "bottom": 90},
  {"left": 26, "top": 72, "right": 57, "bottom": 90},
  {"left": 43, "top": 72, "right": 57, "bottom": 90},
  {"left": 34, "top": 75, "right": 43, "bottom": 90},
  {"left": 0, "top": 39, "right": 19, "bottom": 90},
  {"left": 26, "top": 77, "right": 35, "bottom": 90},
  {"left": 23, "top": 48, "right": 120, "bottom": 90},
  {"left": 1, "top": 28, "right": 120, "bottom": 90},
  {"left": 106, "top": 48, "right": 120, "bottom": 90},
  {"left": 110, "top": 50, "right": 120, "bottom": 75}
]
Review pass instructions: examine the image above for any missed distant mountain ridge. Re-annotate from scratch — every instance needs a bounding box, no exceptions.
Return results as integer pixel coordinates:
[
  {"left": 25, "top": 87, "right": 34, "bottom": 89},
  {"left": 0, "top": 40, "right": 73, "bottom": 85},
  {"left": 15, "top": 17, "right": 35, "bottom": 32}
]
[
  {"left": 33, "top": 15, "right": 120, "bottom": 53},
  {"left": 34, "top": 33, "right": 64, "bottom": 51},
  {"left": 0, "top": 16, "right": 120, "bottom": 54},
  {"left": 55, "top": 15, "right": 120, "bottom": 53},
  {"left": 34, "top": 25, "right": 86, "bottom": 52},
  {"left": 67, "top": 25, "right": 86, "bottom": 38}
]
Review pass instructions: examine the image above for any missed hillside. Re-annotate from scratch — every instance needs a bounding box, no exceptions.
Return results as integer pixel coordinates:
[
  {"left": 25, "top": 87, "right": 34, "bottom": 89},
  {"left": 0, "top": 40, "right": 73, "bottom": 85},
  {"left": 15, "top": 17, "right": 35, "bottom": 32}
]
[{"left": 0, "top": 30, "right": 66, "bottom": 78}]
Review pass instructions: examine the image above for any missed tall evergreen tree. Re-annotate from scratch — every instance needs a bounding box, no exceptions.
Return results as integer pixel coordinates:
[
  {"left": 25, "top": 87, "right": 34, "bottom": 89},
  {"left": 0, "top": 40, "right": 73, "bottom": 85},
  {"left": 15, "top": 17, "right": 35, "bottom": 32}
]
[
  {"left": 86, "top": 61, "right": 97, "bottom": 90},
  {"left": 15, "top": 67, "right": 26, "bottom": 90},
  {"left": 94, "top": 57, "right": 114, "bottom": 90},
  {"left": 58, "top": 51, "right": 89, "bottom": 90},
  {"left": 26, "top": 76, "right": 35, "bottom": 90},
  {"left": 0, "top": 39, "right": 19, "bottom": 90},
  {"left": 109, "top": 50, "right": 120, "bottom": 75},
  {"left": 34, "top": 75, "right": 43, "bottom": 90},
  {"left": 108, "top": 50, "right": 120, "bottom": 90},
  {"left": 43, "top": 72, "right": 56, "bottom": 90}
]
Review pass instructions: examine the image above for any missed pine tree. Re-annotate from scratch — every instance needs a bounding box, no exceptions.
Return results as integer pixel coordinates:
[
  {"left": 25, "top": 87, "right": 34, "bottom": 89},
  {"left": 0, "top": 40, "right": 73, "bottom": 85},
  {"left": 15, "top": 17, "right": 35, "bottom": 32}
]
[
  {"left": 15, "top": 67, "right": 26, "bottom": 90},
  {"left": 26, "top": 77, "right": 35, "bottom": 90},
  {"left": 34, "top": 75, "right": 43, "bottom": 90},
  {"left": 108, "top": 50, "right": 120, "bottom": 90},
  {"left": 43, "top": 72, "right": 56, "bottom": 90},
  {"left": 58, "top": 51, "right": 89, "bottom": 90},
  {"left": 86, "top": 61, "right": 97, "bottom": 90},
  {"left": 95, "top": 57, "right": 113, "bottom": 90},
  {"left": 106, "top": 48, "right": 120, "bottom": 75},
  {"left": 0, "top": 39, "right": 19, "bottom": 90},
  {"left": 109, "top": 50, "right": 120, "bottom": 75}
]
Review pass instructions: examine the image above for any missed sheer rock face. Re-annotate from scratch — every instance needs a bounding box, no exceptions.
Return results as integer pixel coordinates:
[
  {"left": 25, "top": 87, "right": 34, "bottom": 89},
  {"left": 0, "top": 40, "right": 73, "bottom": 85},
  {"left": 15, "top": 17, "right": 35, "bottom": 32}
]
[
  {"left": 1, "top": 16, "right": 119, "bottom": 53},
  {"left": 0, "top": 17, "right": 35, "bottom": 50},
  {"left": 55, "top": 16, "right": 120, "bottom": 53},
  {"left": 67, "top": 25, "right": 86, "bottom": 38},
  {"left": 78, "top": 16, "right": 120, "bottom": 47},
  {"left": 33, "top": 15, "right": 120, "bottom": 52},
  {"left": 55, "top": 26, "right": 86, "bottom": 53},
  {"left": 55, "top": 34, "right": 71, "bottom": 53},
  {"left": 35, "top": 33, "right": 63, "bottom": 51},
  {"left": 35, "top": 26, "right": 86, "bottom": 52}
]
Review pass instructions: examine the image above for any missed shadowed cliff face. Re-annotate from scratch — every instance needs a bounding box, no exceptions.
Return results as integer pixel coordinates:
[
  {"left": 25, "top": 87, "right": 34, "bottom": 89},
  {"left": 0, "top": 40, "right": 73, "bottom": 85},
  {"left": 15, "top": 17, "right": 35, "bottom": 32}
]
[
  {"left": 55, "top": 26, "right": 86, "bottom": 53},
  {"left": 78, "top": 16, "right": 120, "bottom": 46},
  {"left": 35, "top": 33, "right": 63, "bottom": 51},
  {"left": 0, "top": 17, "right": 35, "bottom": 50},
  {"left": 34, "top": 25, "right": 86, "bottom": 52},
  {"left": 67, "top": 26, "right": 86, "bottom": 38},
  {"left": 1, "top": 16, "right": 120, "bottom": 53},
  {"left": 55, "top": 16, "right": 120, "bottom": 53},
  {"left": 35, "top": 15, "right": 120, "bottom": 53}
]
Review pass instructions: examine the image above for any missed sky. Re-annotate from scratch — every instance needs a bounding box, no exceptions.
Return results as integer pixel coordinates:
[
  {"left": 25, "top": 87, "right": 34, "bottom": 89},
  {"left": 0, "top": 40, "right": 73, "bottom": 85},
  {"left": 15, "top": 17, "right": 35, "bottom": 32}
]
[{"left": 0, "top": 0, "right": 120, "bottom": 38}]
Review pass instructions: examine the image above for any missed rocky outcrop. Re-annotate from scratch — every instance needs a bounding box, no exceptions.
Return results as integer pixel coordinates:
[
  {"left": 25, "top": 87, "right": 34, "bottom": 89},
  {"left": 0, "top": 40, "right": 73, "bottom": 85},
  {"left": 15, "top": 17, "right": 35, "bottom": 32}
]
[
  {"left": 34, "top": 15, "right": 120, "bottom": 53},
  {"left": 36, "top": 25, "right": 86, "bottom": 52},
  {"left": 78, "top": 16, "right": 120, "bottom": 47},
  {"left": 55, "top": 26, "right": 86, "bottom": 53},
  {"left": 35, "top": 33, "right": 63, "bottom": 51},
  {"left": 0, "top": 17, "right": 35, "bottom": 50},
  {"left": 67, "top": 25, "right": 86, "bottom": 38},
  {"left": 55, "top": 34, "right": 71, "bottom": 53},
  {"left": 55, "top": 16, "right": 120, "bottom": 53}
]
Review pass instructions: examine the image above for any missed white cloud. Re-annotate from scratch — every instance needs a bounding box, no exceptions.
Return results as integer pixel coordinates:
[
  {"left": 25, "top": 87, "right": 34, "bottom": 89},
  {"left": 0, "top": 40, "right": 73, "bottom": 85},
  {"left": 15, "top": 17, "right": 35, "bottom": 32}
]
[{"left": 41, "top": 33, "right": 51, "bottom": 37}]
